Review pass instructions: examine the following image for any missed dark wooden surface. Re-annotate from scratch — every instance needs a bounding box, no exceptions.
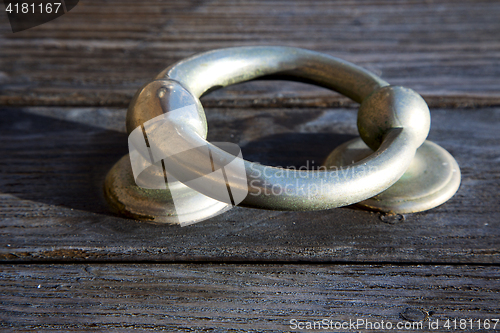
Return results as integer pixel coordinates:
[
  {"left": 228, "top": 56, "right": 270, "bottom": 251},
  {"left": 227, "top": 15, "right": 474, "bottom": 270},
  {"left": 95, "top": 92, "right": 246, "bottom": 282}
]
[
  {"left": 0, "top": 106, "right": 499, "bottom": 264},
  {"left": 1, "top": 264, "right": 499, "bottom": 331},
  {"left": 1, "top": 0, "right": 499, "bottom": 331},
  {"left": 1, "top": 0, "right": 500, "bottom": 108}
]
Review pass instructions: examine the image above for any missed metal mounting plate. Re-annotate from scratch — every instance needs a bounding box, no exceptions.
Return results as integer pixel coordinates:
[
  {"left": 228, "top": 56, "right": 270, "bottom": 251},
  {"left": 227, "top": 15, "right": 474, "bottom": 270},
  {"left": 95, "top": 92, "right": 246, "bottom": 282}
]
[
  {"left": 104, "top": 155, "right": 232, "bottom": 225},
  {"left": 323, "top": 139, "right": 461, "bottom": 213}
]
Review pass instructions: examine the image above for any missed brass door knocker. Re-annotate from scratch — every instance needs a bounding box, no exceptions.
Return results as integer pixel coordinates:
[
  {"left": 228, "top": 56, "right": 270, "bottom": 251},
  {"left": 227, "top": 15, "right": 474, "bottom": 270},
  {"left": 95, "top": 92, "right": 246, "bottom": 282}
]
[{"left": 104, "top": 46, "right": 460, "bottom": 225}]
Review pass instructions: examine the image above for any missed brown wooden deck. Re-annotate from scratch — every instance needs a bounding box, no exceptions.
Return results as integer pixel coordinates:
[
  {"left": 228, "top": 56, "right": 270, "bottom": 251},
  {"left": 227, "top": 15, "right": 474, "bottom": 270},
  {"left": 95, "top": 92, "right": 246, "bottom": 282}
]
[{"left": 1, "top": 1, "right": 499, "bottom": 331}]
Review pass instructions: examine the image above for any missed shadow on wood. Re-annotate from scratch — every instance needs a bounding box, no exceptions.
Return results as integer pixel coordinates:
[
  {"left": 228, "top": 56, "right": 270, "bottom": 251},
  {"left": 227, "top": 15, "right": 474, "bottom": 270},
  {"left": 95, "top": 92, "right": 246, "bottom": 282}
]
[
  {"left": 0, "top": 108, "right": 128, "bottom": 215},
  {"left": 0, "top": 108, "right": 357, "bottom": 216},
  {"left": 241, "top": 132, "right": 357, "bottom": 169}
]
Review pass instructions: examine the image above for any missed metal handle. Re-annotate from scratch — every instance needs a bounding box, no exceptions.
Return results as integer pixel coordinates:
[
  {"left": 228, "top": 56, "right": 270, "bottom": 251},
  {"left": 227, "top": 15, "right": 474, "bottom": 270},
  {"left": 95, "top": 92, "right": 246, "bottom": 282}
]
[{"left": 104, "top": 46, "right": 460, "bottom": 224}]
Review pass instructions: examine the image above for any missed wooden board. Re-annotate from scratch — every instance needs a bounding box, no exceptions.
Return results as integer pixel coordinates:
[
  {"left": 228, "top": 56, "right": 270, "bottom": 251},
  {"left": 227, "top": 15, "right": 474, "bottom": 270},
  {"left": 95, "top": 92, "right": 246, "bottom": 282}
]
[
  {"left": 1, "top": 105, "right": 498, "bottom": 263},
  {"left": 1, "top": 0, "right": 499, "bottom": 330},
  {"left": 1, "top": 0, "right": 500, "bottom": 108},
  {"left": 1, "top": 264, "right": 499, "bottom": 331}
]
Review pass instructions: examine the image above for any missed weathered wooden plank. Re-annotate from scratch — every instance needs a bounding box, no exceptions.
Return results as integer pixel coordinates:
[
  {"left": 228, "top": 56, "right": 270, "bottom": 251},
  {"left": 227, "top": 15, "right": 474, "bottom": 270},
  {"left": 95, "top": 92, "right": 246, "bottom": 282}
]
[
  {"left": 0, "top": 106, "right": 498, "bottom": 263},
  {"left": 1, "top": 0, "right": 500, "bottom": 107},
  {"left": 0, "top": 264, "right": 498, "bottom": 331}
]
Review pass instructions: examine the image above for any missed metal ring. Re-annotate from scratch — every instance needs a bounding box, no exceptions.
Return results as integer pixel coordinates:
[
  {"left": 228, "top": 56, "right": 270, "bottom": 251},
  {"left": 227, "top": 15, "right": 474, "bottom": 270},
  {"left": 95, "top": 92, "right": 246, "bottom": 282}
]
[{"left": 105, "top": 46, "right": 460, "bottom": 223}]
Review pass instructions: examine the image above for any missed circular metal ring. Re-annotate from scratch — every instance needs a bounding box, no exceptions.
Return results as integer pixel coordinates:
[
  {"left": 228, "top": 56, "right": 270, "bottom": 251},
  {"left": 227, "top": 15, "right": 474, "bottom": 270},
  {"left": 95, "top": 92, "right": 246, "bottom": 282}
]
[{"left": 104, "top": 46, "right": 460, "bottom": 223}]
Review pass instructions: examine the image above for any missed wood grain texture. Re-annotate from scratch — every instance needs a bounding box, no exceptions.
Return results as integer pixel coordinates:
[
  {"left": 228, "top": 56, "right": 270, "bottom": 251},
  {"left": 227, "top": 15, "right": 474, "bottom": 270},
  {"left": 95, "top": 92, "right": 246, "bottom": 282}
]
[
  {"left": 1, "top": 1, "right": 499, "bottom": 330},
  {"left": 0, "top": 264, "right": 498, "bottom": 331},
  {"left": 1, "top": 105, "right": 498, "bottom": 263},
  {"left": 1, "top": 0, "right": 500, "bottom": 107}
]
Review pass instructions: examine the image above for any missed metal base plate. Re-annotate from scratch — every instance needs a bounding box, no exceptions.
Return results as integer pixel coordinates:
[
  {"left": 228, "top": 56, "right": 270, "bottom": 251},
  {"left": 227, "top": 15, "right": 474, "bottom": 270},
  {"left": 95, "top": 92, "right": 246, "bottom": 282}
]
[
  {"left": 104, "top": 155, "right": 232, "bottom": 225},
  {"left": 324, "top": 139, "right": 461, "bottom": 213}
]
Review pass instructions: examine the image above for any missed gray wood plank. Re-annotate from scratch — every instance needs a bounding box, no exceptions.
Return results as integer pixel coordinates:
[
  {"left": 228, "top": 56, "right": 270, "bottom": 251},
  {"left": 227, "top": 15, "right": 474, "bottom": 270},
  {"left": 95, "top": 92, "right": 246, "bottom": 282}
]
[
  {"left": 1, "top": 0, "right": 500, "bottom": 107},
  {"left": 0, "top": 264, "right": 498, "bottom": 331},
  {"left": 0, "top": 106, "right": 498, "bottom": 263}
]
